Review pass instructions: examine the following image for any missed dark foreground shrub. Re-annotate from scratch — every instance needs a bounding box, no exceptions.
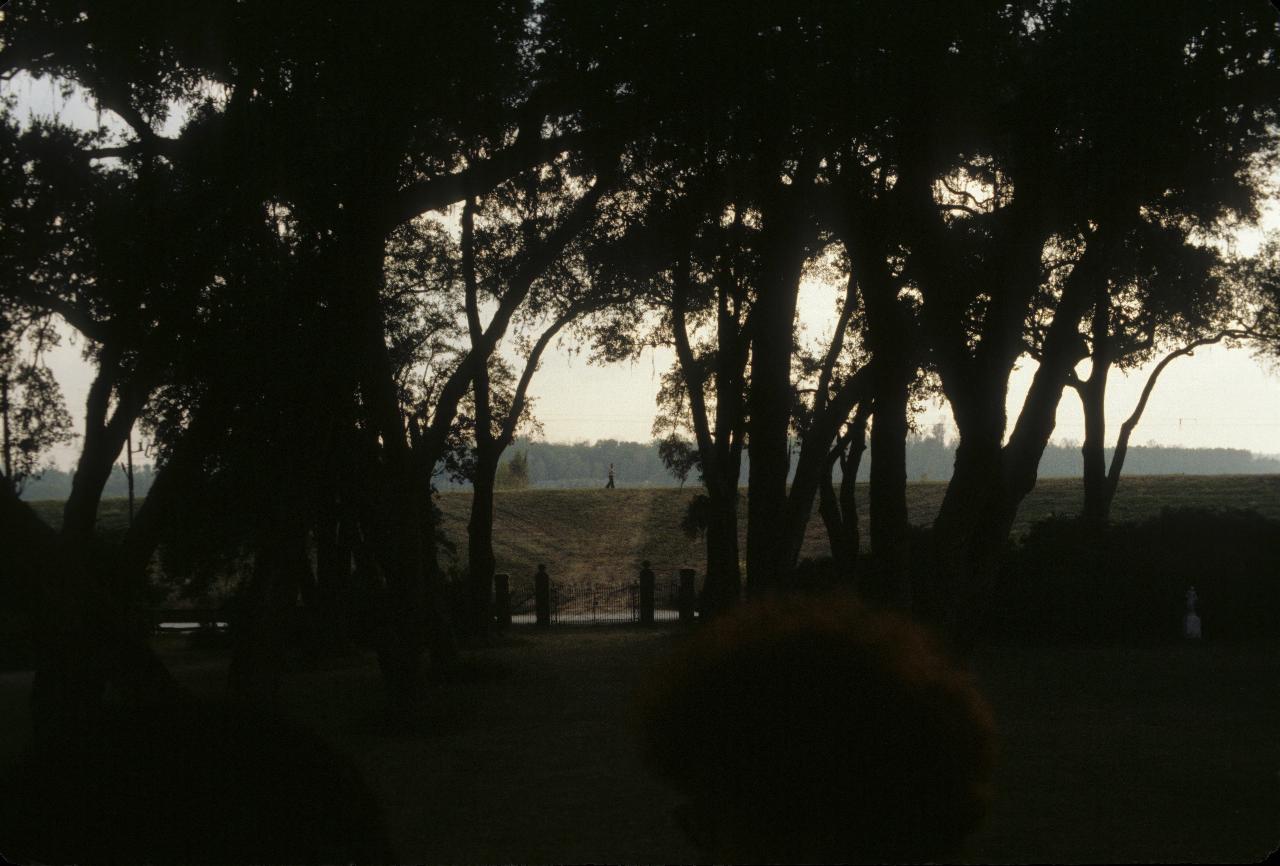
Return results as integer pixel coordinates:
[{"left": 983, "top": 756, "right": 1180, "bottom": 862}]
[
  {"left": 0, "top": 700, "right": 393, "bottom": 864},
  {"left": 989, "top": 508, "right": 1280, "bottom": 642},
  {"left": 793, "top": 555, "right": 843, "bottom": 593},
  {"left": 635, "top": 595, "right": 996, "bottom": 864}
]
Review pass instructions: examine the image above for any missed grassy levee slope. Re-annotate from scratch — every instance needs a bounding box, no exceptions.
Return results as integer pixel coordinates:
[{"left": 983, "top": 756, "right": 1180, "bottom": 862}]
[
  {"left": 27, "top": 474, "right": 1280, "bottom": 583},
  {"left": 433, "top": 474, "right": 1280, "bottom": 583}
]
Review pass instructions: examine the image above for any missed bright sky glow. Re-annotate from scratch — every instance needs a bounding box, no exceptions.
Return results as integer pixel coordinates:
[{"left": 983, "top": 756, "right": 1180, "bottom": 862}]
[{"left": 7, "top": 75, "right": 1280, "bottom": 468}]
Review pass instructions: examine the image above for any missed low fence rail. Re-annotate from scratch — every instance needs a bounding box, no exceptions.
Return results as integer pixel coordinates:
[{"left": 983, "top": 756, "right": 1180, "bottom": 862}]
[
  {"left": 496, "top": 568, "right": 701, "bottom": 627},
  {"left": 151, "top": 571, "right": 701, "bottom": 638},
  {"left": 152, "top": 608, "right": 227, "bottom": 632}
]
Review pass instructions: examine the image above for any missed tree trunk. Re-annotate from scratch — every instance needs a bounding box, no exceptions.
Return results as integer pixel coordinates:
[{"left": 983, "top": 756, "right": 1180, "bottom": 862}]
[
  {"left": 1, "top": 484, "right": 183, "bottom": 752},
  {"left": 1098, "top": 330, "right": 1249, "bottom": 526},
  {"left": 838, "top": 199, "right": 916, "bottom": 608},
  {"left": 701, "top": 481, "right": 742, "bottom": 617},
  {"left": 745, "top": 225, "right": 806, "bottom": 592},
  {"left": 866, "top": 364, "right": 911, "bottom": 609},
  {"left": 313, "top": 486, "right": 353, "bottom": 652},
  {"left": 341, "top": 200, "right": 440, "bottom": 718},
  {"left": 61, "top": 356, "right": 150, "bottom": 544},
  {"left": 818, "top": 451, "right": 852, "bottom": 581},
  {"left": 227, "top": 518, "right": 306, "bottom": 709},
  {"left": 927, "top": 222, "right": 1110, "bottom": 643},
  {"left": 782, "top": 363, "right": 874, "bottom": 570},
  {"left": 1078, "top": 366, "right": 1110, "bottom": 529},
  {"left": 929, "top": 424, "right": 1008, "bottom": 639},
  {"left": 669, "top": 240, "right": 748, "bottom": 617},
  {"left": 839, "top": 413, "right": 869, "bottom": 581},
  {"left": 462, "top": 195, "right": 495, "bottom": 642},
  {"left": 1078, "top": 290, "right": 1113, "bottom": 530},
  {"left": 466, "top": 453, "right": 499, "bottom": 640}
]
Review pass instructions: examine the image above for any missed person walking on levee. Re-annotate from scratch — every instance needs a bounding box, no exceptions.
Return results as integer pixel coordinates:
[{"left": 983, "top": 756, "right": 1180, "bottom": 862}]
[{"left": 606, "top": 463, "right": 616, "bottom": 489}]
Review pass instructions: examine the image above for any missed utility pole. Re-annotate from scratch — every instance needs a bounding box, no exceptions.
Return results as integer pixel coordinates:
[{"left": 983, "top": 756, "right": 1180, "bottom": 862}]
[{"left": 119, "top": 428, "right": 145, "bottom": 526}]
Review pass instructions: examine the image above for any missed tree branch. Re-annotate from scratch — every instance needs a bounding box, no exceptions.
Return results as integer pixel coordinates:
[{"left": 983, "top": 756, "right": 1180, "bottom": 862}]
[
  {"left": 7, "top": 280, "right": 111, "bottom": 343},
  {"left": 814, "top": 272, "right": 859, "bottom": 416},
  {"left": 499, "top": 302, "right": 588, "bottom": 447},
  {"left": 415, "top": 168, "right": 614, "bottom": 463},
  {"left": 671, "top": 246, "right": 717, "bottom": 468},
  {"left": 1105, "top": 328, "right": 1254, "bottom": 500},
  {"left": 389, "top": 129, "right": 588, "bottom": 231}
]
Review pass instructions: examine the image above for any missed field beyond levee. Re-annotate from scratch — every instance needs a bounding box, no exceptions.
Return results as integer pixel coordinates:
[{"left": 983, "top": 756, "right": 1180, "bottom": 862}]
[
  {"left": 33, "top": 474, "right": 1280, "bottom": 586},
  {"left": 432, "top": 474, "right": 1280, "bottom": 584}
]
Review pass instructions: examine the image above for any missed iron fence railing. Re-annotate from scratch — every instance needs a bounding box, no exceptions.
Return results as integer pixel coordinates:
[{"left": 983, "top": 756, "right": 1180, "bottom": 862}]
[
  {"left": 550, "top": 580, "right": 638, "bottom": 624},
  {"left": 502, "top": 570, "right": 702, "bottom": 625}
]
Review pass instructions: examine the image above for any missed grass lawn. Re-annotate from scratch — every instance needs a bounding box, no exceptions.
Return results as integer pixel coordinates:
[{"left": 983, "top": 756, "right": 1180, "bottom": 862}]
[
  {"left": 5, "top": 628, "right": 1272, "bottom": 863},
  {"left": 12, "top": 477, "right": 1279, "bottom": 860},
  {"left": 966, "top": 640, "right": 1280, "bottom": 863}
]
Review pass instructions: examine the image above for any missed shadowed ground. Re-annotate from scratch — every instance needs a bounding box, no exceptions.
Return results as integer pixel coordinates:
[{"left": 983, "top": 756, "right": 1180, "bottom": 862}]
[{"left": 3, "top": 628, "right": 1275, "bottom": 863}]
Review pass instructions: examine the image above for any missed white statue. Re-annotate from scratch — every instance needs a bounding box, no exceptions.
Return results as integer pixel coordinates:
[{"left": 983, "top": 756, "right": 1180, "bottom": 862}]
[{"left": 1184, "top": 585, "right": 1201, "bottom": 640}]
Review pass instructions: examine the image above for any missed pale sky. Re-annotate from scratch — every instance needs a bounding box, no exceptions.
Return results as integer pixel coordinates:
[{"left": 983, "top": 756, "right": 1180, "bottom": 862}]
[
  {"left": 515, "top": 300, "right": 1280, "bottom": 455},
  {"left": 8, "top": 75, "right": 1280, "bottom": 468}
]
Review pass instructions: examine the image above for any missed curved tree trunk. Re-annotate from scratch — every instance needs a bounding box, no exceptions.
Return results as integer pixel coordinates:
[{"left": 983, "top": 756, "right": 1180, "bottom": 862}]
[
  {"left": 466, "top": 453, "right": 499, "bottom": 640},
  {"left": 837, "top": 195, "right": 915, "bottom": 609},
  {"left": 818, "top": 405, "right": 869, "bottom": 587},
  {"left": 340, "top": 195, "right": 439, "bottom": 719},
  {"left": 929, "top": 426, "right": 1009, "bottom": 639},
  {"left": 228, "top": 518, "right": 307, "bottom": 709},
  {"left": 1099, "top": 330, "right": 1250, "bottom": 522},
  {"left": 927, "top": 220, "right": 1111, "bottom": 645},
  {"left": 462, "top": 196, "right": 495, "bottom": 642},
  {"left": 1078, "top": 375, "right": 1110, "bottom": 529},
  {"left": 702, "top": 481, "right": 743, "bottom": 617},
  {"left": 745, "top": 187, "right": 810, "bottom": 593},
  {"left": 1079, "top": 294, "right": 1113, "bottom": 531},
  {"left": 839, "top": 416, "right": 868, "bottom": 580},
  {"left": 313, "top": 482, "right": 354, "bottom": 652},
  {"left": 866, "top": 364, "right": 912, "bottom": 609},
  {"left": 62, "top": 352, "right": 151, "bottom": 545},
  {"left": 2, "top": 485, "right": 184, "bottom": 752},
  {"left": 669, "top": 237, "right": 749, "bottom": 617}
]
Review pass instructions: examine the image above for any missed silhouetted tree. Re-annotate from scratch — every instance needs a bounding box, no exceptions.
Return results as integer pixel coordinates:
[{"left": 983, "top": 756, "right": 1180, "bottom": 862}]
[
  {"left": 817, "top": 404, "right": 872, "bottom": 586},
  {"left": 808, "top": 0, "right": 1280, "bottom": 636},
  {"left": 0, "top": 315, "right": 73, "bottom": 494},
  {"left": 584, "top": 169, "right": 758, "bottom": 613}
]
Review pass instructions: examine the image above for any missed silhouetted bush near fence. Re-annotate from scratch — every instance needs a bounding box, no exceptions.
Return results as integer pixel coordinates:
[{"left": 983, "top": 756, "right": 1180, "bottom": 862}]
[
  {"left": 988, "top": 508, "right": 1280, "bottom": 643},
  {"left": 797, "top": 509, "right": 1280, "bottom": 643}
]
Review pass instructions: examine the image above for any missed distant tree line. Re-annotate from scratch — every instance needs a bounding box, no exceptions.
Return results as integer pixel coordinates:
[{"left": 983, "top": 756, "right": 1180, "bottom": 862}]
[
  {"left": 19, "top": 433, "right": 1278, "bottom": 501},
  {"left": 20, "top": 464, "right": 158, "bottom": 502},
  {"left": 436, "top": 433, "right": 1280, "bottom": 490}
]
